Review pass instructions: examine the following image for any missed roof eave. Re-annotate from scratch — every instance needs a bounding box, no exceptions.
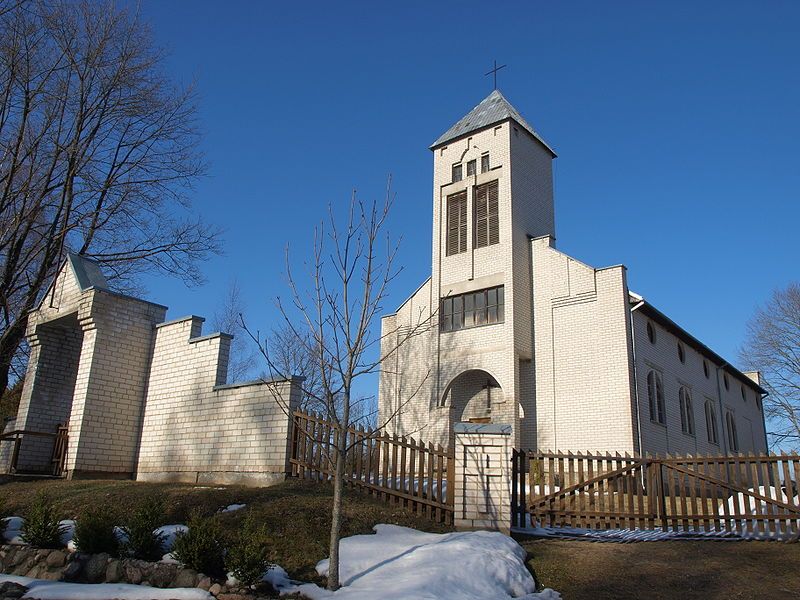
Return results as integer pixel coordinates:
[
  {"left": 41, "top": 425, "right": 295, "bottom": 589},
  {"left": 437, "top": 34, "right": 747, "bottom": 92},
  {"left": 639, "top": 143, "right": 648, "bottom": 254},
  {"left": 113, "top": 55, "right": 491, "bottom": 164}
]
[
  {"left": 429, "top": 116, "right": 557, "bottom": 157},
  {"left": 633, "top": 301, "right": 767, "bottom": 395}
]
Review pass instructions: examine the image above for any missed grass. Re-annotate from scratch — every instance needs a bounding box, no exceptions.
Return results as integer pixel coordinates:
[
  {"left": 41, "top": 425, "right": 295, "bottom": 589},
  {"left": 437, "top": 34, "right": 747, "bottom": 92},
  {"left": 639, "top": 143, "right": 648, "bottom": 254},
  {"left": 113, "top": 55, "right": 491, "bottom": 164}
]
[
  {"left": 4, "top": 477, "right": 800, "bottom": 598},
  {"left": 520, "top": 536, "right": 800, "bottom": 600},
  {"left": 0, "top": 477, "right": 451, "bottom": 583}
]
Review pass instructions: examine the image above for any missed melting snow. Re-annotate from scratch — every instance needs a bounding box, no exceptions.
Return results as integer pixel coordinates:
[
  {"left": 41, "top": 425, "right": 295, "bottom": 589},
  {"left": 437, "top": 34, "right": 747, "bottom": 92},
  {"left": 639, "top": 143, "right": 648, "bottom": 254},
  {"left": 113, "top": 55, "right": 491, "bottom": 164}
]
[
  {"left": 288, "top": 524, "right": 559, "bottom": 600},
  {"left": 219, "top": 503, "right": 247, "bottom": 513},
  {"left": 0, "top": 574, "right": 211, "bottom": 599}
]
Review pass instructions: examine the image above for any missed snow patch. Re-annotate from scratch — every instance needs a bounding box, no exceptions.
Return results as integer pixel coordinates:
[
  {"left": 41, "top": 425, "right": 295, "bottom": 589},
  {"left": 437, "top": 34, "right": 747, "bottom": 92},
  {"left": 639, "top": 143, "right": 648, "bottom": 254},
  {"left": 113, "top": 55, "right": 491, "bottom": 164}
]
[
  {"left": 219, "top": 503, "right": 246, "bottom": 513},
  {"left": 1, "top": 518, "right": 74, "bottom": 547},
  {"left": 155, "top": 524, "right": 188, "bottom": 552},
  {"left": 288, "top": 524, "right": 559, "bottom": 600},
  {"left": 264, "top": 564, "right": 293, "bottom": 591},
  {"left": 0, "top": 574, "right": 211, "bottom": 599},
  {"left": 2, "top": 516, "right": 25, "bottom": 545}
]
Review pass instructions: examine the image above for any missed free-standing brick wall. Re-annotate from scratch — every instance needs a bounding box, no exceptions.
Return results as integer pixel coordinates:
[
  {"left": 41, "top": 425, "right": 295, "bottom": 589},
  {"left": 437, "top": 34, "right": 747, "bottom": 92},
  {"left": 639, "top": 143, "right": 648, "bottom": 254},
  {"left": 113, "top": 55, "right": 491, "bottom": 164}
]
[
  {"left": 136, "top": 316, "right": 302, "bottom": 486},
  {"left": 11, "top": 255, "right": 302, "bottom": 486}
]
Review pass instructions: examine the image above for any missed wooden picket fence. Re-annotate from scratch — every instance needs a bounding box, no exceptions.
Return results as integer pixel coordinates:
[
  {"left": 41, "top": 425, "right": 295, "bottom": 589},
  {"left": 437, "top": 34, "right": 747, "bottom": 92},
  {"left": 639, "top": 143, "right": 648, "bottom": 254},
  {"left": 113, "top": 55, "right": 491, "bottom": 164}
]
[
  {"left": 289, "top": 410, "right": 455, "bottom": 524},
  {"left": 512, "top": 450, "right": 800, "bottom": 539}
]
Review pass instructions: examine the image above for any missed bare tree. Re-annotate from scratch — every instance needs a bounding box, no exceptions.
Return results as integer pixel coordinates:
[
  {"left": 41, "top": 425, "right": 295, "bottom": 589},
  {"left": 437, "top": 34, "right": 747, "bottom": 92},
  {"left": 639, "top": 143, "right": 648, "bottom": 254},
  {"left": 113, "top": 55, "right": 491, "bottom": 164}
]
[
  {"left": 740, "top": 282, "right": 800, "bottom": 450},
  {"left": 211, "top": 280, "right": 257, "bottom": 383},
  {"left": 0, "top": 0, "right": 221, "bottom": 396},
  {"left": 243, "top": 183, "right": 432, "bottom": 590},
  {"left": 260, "top": 323, "right": 376, "bottom": 427}
]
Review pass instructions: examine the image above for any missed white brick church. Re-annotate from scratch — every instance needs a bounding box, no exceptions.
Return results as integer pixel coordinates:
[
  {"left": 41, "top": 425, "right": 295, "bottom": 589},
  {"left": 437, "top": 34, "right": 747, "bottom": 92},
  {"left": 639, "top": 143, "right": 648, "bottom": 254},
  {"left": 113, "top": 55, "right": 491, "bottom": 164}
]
[{"left": 378, "top": 90, "right": 767, "bottom": 457}]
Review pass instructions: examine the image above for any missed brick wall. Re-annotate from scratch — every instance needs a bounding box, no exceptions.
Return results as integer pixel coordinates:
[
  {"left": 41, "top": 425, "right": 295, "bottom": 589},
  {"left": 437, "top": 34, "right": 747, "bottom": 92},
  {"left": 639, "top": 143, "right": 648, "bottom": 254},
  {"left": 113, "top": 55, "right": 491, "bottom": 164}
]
[
  {"left": 136, "top": 316, "right": 301, "bottom": 486},
  {"left": 632, "top": 310, "right": 767, "bottom": 455},
  {"left": 531, "top": 236, "right": 637, "bottom": 453}
]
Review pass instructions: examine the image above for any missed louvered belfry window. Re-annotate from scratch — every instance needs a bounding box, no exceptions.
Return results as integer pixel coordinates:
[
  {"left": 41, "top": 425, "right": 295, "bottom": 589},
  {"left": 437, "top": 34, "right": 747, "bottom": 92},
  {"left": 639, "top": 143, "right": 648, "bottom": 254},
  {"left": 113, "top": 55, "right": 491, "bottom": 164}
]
[
  {"left": 446, "top": 191, "right": 467, "bottom": 256},
  {"left": 474, "top": 180, "right": 499, "bottom": 248}
]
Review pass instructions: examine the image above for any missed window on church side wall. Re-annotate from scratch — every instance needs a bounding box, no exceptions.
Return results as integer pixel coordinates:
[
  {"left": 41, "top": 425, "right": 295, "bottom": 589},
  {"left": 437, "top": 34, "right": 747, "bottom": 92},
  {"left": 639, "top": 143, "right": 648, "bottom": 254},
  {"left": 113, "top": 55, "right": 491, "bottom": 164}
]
[
  {"left": 705, "top": 400, "right": 719, "bottom": 445},
  {"left": 723, "top": 373, "right": 730, "bottom": 391},
  {"left": 741, "top": 385, "right": 747, "bottom": 402},
  {"left": 440, "top": 286, "right": 504, "bottom": 332},
  {"left": 446, "top": 191, "right": 467, "bottom": 256},
  {"left": 679, "top": 387, "right": 694, "bottom": 435},
  {"left": 703, "top": 360, "right": 710, "bottom": 378},
  {"left": 481, "top": 153, "right": 490, "bottom": 173},
  {"left": 647, "top": 370, "right": 665, "bottom": 425},
  {"left": 466, "top": 160, "right": 476, "bottom": 177},
  {"left": 726, "top": 411, "right": 739, "bottom": 452},
  {"left": 677, "top": 342, "right": 685, "bottom": 364},
  {"left": 474, "top": 180, "right": 499, "bottom": 248},
  {"left": 647, "top": 321, "right": 656, "bottom": 344},
  {"left": 452, "top": 163, "right": 463, "bottom": 183}
]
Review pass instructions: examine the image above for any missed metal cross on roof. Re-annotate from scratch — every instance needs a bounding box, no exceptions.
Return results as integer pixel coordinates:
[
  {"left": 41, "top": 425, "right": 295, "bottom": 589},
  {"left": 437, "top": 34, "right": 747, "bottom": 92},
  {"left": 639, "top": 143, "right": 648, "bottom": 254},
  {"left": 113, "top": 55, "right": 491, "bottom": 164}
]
[{"left": 485, "top": 60, "right": 507, "bottom": 90}]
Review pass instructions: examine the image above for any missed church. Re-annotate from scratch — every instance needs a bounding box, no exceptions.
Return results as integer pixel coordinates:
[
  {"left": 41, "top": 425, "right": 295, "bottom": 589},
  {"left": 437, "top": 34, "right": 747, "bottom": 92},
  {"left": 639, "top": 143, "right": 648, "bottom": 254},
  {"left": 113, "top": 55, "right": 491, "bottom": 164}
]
[{"left": 378, "top": 90, "right": 768, "bottom": 457}]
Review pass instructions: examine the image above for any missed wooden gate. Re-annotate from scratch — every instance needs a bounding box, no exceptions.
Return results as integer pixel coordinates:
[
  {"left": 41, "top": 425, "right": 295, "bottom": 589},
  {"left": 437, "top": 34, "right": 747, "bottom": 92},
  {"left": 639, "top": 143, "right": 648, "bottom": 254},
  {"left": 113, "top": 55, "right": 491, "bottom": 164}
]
[
  {"left": 290, "top": 410, "right": 455, "bottom": 524},
  {"left": 512, "top": 450, "right": 800, "bottom": 538},
  {"left": 0, "top": 423, "right": 68, "bottom": 477}
]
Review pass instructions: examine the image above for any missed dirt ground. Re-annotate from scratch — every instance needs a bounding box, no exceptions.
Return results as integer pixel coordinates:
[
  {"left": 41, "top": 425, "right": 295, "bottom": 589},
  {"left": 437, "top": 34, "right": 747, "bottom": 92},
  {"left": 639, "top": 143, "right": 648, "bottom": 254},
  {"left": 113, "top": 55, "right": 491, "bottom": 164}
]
[{"left": 521, "top": 536, "right": 800, "bottom": 599}]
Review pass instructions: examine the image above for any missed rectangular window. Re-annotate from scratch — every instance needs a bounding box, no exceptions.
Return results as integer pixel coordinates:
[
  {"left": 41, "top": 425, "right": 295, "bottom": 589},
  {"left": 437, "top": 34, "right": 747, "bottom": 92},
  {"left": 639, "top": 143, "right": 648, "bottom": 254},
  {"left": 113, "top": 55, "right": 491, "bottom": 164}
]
[
  {"left": 481, "top": 153, "right": 490, "bottom": 173},
  {"left": 474, "top": 180, "right": 499, "bottom": 248},
  {"left": 466, "top": 160, "right": 476, "bottom": 177},
  {"left": 452, "top": 163, "right": 463, "bottom": 183},
  {"left": 441, "top": 297, "right": 453, "bottom": 332},
  {"left": 446, "top": 191, "right": 467, "bottom": 256},
  {"left": 440, "top": 286, "right": 505, "bottom": 332}
]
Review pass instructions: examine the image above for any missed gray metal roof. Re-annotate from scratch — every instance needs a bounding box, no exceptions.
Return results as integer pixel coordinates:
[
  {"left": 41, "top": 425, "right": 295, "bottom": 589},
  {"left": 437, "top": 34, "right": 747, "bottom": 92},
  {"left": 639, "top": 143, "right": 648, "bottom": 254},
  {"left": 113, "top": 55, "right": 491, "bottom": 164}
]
[
  {"left": 430, "top": 89, "right": 556, "bottom": 155},
  {"left": 68, "top": 252, "right": 109, "bottom": 291}
]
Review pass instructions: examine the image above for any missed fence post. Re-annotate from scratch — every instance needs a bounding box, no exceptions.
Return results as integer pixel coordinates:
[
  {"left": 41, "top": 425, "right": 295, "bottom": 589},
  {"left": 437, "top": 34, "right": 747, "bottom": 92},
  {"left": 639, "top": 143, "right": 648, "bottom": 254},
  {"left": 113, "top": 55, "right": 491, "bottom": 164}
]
[
  {"left": 454, "top": 423, "right": 513, "bottom": 533},
  {"left": 511, "top": 449, "right": 519, "bottom": 528}
]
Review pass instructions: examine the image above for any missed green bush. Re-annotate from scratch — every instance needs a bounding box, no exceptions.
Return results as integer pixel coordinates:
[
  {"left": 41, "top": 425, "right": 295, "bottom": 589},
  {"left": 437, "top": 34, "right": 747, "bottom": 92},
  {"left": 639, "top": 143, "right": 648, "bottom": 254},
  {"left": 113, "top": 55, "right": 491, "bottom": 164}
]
[
  {"left": 226, "top": 517, "right": 272, "bottom": 587},
  {"left": 172, "top": 512, "right": 226, "bottom": 578},
  {"left": 21, "top": 492, "right": 66, "bottom": 549},
  {"left": 121, "top": 496, "right": 166, "bottom": 561},
  {"left": 73, "top": 507, "right": 119, "bottom": 556}
]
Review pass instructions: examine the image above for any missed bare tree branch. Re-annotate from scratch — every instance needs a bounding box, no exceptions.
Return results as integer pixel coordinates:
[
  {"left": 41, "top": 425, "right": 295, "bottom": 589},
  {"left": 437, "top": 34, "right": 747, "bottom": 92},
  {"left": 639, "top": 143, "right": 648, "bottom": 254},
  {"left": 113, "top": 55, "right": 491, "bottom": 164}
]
[{"left": 740, "top": 282, "right": 800, "bottom": 451}]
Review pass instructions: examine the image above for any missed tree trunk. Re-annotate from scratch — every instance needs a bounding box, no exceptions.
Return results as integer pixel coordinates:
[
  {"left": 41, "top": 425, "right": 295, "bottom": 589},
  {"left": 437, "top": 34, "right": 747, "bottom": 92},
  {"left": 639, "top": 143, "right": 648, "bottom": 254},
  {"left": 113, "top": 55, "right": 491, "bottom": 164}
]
[
  {"left": 327, "top": 438, "right": 347, "bottom": 590},
  {"left": 0, "top": 317, "right": 28, "bottom": 398}
]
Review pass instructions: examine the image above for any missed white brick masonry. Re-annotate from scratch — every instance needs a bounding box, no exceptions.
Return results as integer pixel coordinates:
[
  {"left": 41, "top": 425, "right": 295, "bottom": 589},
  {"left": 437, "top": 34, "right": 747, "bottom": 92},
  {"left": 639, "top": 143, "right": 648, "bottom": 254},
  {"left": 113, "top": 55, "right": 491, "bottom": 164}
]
[
  {"left": 136, "top": 316, "right": 302, "bottom": 486},
  {"left": 11, "top": 256, "right": 301, "bottom": 485},
  {"left": 454, "top": 423, "right": 513, "bottom": 532}
]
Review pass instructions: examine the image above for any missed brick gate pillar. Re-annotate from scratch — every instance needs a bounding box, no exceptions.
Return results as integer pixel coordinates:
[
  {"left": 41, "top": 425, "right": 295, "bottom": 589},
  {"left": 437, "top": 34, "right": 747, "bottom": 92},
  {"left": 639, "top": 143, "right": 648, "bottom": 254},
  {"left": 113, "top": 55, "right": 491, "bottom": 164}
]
[{"left": 453, "top": 422, "right": 513, "bottom": 533}]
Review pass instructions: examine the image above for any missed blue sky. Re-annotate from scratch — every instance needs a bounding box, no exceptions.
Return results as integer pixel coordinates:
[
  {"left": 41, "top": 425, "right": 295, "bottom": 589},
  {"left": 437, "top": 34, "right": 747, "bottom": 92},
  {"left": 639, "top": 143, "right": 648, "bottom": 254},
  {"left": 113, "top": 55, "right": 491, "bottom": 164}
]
[{"left": 134, "top": 0, "right": 799, "bottom": 392}]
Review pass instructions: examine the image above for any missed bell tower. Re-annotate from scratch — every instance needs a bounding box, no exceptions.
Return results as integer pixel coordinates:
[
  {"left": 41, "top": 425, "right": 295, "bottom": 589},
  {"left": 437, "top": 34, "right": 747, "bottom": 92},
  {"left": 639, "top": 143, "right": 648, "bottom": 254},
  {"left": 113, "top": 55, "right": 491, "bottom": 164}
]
[{"left": 428, "top": 89, "right": 556, "bottom": 447}]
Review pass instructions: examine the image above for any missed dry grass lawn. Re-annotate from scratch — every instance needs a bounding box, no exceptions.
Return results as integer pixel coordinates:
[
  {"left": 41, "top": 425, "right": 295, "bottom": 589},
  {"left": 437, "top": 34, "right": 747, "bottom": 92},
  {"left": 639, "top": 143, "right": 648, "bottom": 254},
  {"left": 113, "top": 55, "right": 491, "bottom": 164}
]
[{"left": 521, "top": 536, "right": 800, "bottom": 600}]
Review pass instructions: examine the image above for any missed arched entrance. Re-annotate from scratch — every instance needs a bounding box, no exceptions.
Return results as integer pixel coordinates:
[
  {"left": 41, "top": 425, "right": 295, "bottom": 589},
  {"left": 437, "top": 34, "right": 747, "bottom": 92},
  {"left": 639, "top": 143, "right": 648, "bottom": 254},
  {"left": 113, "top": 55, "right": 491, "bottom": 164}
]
[{"left": 442, "top": 369, "right": 503, "bottom": 424}]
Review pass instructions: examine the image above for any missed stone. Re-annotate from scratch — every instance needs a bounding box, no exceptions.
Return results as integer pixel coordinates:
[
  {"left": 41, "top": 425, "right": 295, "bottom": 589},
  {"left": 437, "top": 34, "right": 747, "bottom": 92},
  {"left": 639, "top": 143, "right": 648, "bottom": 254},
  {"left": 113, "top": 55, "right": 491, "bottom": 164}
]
[
  {"left": 197, "top": 575, "right": 212, "bottom": 590},
  {"left": 105, "top": 559, "right": 122, "bottom": 583},
  {"left": 0, "top": 581, "right": 27, "bottom": 599},
  {"left": 217, "top": 594, "right": 250, "bottom": 600},
  {"left": 39, "top": 569, "right": 62, "bottom": 581},
  {"left": 123, "top": 563, "right": 143, "bottom": 585},
  {"left": 24, "top": 565, "right": 41, "bottom": 579},
  {"left": 84, "top": 552, "right": 110, "bottom": 583},
  {"left": 149, "top": 564, "right": 175, "bottom": 588},
  {"left": 209, "top": 582, "right": 222, "bottom": 596},
  {"left": 174, "top": 568, "right": 198, "bottom": 588},
  {"left": 7, "top": 548, "right": 26, "bottom": 567},
  {"left": 35, "top": 549, "right": 50, "bottom": 561},
  {"left": 62, "top": 560, "right": 82, "bottom": 581},
  {"left": 45, "top": 549, "right": 66, "bottom": 568}
]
